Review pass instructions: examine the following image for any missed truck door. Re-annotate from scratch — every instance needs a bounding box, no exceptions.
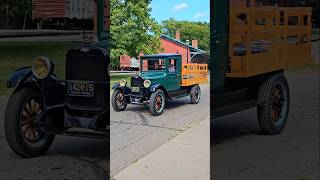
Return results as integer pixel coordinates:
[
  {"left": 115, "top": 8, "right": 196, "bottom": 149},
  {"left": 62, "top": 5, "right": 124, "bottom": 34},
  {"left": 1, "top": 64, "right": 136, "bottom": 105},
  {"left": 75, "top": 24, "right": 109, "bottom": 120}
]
[
  {"left": 212, "top": 0, "right": 229, "bottom": 94},
  {"left": 166, "top": 58, "right": 181, "bottom": 92}
]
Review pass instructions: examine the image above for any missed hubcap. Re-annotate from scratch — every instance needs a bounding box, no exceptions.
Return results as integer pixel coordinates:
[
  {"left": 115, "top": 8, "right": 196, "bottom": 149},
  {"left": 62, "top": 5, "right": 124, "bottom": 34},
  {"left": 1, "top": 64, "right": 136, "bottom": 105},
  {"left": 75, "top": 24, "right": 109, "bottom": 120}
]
[
  {"left": 270, "top": 84, "right": 287, "bottom": 124},
  {"left": 154, "top": 94, "right": 164, "bottom": 112},
  {"left": 20, "top": 98, "right": 44, "bottom": 143}
]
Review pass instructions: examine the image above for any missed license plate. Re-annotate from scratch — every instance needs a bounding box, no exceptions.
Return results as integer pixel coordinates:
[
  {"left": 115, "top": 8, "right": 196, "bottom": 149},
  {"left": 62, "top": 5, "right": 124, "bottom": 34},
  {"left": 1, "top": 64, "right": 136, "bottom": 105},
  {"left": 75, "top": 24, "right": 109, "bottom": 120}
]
[
  {"left": 131, "top": 87, "right": 140, "bottom": 93},
  {"left": 68, "top": 80, "right": 94, "bottom": 97}
]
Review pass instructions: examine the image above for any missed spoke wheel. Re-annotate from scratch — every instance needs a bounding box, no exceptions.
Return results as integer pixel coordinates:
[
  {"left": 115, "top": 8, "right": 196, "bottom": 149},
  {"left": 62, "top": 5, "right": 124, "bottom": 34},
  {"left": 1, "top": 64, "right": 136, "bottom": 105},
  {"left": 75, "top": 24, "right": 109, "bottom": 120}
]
[
  {"left": 154, "top": 94, "right": 164, "bottom": 112},
  {"left": 270, "top": 84, "right": 286, "bottom": 124},
  {"left": 20, "top": 98, "right": 46, "bottom": 144},
  {"left": 149, "top": 89, "right": 166, "bottom": 116},
  {"left": 112, "top": 89, "right": 127, "bottom": 111},
  {"left": 257, "top": 73, "right": 290, "bottom": 135},
  {"left": 4, "top": 88, "right": 55, "bottom": 158},
  {"left": 190, "top": 85, "right": 201, "bottom": 104}
]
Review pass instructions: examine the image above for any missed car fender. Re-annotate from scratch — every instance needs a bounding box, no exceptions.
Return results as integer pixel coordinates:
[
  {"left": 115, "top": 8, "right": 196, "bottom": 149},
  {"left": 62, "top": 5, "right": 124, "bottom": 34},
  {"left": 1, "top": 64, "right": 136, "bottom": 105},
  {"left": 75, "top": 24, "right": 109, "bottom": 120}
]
[
  {"left": 7, "top": 66, "right": 33, "bottom": 89},
  {"left": 7, "top": 66, "right": 64, "bottom": 107},
  {"left": 150, "top": 84, "right": 169, "bottom": 99},
  {"left": 112, "top": 83, "right": 131, "bottom": 94},
  {"left": 150, "top": 84, "right": 162, "bottom": 92},
  {"left": 112, "top": 82, "right": 121, "bottom": 90}
]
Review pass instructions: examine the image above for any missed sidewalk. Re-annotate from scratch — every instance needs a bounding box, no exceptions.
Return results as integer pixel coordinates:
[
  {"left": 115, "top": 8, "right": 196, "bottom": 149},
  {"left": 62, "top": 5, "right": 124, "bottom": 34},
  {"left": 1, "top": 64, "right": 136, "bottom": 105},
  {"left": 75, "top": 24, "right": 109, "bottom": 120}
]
[{"left": 113, "top": 116, "right": 210, "bottom": 180}]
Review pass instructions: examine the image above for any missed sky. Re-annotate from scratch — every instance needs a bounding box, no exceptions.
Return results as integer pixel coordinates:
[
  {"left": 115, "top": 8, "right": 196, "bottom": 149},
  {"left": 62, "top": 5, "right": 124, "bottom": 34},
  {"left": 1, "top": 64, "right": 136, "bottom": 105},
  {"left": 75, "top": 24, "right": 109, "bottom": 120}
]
[{"left": 150, "top": 0, "right": 210, "bottom": 23}]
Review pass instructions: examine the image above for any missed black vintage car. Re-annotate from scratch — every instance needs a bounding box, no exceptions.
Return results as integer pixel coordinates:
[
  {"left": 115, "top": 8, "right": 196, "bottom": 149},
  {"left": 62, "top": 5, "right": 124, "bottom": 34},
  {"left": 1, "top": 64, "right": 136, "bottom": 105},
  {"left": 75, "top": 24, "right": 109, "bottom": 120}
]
[{"left": 4, "top": 42, "right": 108, "bottom": 157}]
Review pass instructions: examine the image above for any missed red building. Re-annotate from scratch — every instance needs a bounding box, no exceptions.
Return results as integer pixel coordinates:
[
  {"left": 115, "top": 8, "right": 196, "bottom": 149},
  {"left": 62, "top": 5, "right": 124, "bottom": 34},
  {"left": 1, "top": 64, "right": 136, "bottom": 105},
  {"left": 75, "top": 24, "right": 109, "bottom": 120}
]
[
  {"left": 32, "top": 0, "right": 109, "bottom": 31},
  {"left": 119, "top": 32, "right": 208, "bottom": 70},
  {"left": 230, "top": 0, "right": 297, "bottom": 7}
]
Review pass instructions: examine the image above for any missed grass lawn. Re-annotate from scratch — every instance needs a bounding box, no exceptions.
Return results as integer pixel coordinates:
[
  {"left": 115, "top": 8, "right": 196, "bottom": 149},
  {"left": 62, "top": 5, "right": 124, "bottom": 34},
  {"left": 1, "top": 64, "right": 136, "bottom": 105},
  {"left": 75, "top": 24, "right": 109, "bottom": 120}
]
[
  {"left": 110, "top": 74, "right": 132, "bottom": 91},
  {"left": 0, "top": 41, "right": 80, "bottom": 95}
]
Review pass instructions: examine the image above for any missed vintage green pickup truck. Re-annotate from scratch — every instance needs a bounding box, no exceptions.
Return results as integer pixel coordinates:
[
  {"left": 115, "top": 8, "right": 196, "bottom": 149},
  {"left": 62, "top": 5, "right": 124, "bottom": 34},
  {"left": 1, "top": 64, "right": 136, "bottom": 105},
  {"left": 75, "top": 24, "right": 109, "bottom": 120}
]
[{"left": 112, "top": 54, "right": 208, "bottom": 116}]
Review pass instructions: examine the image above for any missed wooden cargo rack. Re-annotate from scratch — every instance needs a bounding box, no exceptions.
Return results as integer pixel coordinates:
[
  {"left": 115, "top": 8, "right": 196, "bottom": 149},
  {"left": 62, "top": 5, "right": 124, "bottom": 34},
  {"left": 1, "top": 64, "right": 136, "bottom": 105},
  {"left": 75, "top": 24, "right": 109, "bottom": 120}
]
[
  {"left": 228, "top": 7, "right": 313, "bottom": 78},
  {"left": 181, "top": 64, "right": 208, "bottom": 86}
]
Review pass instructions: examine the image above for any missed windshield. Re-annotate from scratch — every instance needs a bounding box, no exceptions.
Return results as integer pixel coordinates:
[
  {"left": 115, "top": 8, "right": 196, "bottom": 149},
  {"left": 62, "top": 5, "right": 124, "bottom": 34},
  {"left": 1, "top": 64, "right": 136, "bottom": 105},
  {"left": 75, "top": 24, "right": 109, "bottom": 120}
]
[{"left": 141, "top": 59, "right": 166, "bottom": 72}]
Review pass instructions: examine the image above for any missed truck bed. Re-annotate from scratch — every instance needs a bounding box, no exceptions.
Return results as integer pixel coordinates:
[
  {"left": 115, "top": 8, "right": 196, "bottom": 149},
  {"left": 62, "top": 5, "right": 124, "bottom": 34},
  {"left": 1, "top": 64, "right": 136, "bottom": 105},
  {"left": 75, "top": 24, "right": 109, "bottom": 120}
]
[{"left": 181, "top": 64, "right": 208, "bottom": 86}]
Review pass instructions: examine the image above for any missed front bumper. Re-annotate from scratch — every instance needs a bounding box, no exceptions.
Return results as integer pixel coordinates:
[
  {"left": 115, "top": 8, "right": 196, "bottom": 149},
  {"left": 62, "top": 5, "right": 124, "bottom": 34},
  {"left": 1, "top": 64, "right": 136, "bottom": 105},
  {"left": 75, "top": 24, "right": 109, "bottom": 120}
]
[{"left": 128, "top": 87, "right": 151, "bottom": 104}]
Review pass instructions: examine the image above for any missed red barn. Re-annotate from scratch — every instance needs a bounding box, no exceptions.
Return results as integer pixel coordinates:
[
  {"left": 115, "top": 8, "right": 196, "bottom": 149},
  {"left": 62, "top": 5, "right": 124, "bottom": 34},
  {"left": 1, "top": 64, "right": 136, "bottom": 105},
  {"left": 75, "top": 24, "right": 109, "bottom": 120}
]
[{"left": 119, "top": 32, "right": 208, "bottom": 70}]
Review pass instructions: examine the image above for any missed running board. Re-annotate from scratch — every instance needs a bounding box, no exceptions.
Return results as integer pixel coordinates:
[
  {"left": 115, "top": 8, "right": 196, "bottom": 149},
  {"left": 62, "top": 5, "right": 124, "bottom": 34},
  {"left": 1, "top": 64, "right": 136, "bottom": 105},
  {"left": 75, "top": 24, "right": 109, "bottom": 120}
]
[
  {"left": 63, "top": 130, "right": 108, "bottom": 140},
  {"left": 212, "top": 100, "right": 257, "bottom": 119}
]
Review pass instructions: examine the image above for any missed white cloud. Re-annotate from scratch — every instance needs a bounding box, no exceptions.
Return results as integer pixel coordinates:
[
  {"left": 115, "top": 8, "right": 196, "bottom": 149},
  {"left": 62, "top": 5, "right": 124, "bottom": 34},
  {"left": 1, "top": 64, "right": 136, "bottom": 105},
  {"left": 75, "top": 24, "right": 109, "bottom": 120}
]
[
  {"left": 194, "top": 11, "right": 208, "bottom": 18},
  {"left": 173, "top": 3, "right": 188, "bottom": 11}
]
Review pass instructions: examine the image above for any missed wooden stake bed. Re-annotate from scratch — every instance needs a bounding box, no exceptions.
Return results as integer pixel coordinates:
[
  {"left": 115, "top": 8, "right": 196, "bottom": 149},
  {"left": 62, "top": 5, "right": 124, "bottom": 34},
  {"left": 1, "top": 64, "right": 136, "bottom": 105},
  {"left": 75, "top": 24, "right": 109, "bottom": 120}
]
[
  {"left": 228, "top": 7, "right": 313, "bottom": 78},
  {"left": 181, "top": 64, "right": 208, "bottom": 86}
]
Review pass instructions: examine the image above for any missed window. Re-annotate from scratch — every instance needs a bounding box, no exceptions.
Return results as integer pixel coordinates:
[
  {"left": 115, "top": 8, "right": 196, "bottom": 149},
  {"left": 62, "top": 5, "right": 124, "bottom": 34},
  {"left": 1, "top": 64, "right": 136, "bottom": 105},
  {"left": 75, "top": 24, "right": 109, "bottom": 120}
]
[
  {"left": 141, "top": 59, "right": 165, "bottom": 72},
  {"left": 169, "top": 59, "right": 177, "bottom": 73}
]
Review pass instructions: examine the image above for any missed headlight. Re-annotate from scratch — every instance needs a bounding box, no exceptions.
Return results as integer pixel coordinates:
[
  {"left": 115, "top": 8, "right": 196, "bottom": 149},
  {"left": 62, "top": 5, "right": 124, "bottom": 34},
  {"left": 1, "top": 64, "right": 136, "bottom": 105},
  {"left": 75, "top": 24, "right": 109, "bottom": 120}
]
[
  {"left": 32, "top": 56, "right": 53, "bottom": 79},
  {"left": 119, "top": 79, "right": 127, "bottom": 87},
  {"left": 143, "top": 80, "right": 151, "bottom": 88}
]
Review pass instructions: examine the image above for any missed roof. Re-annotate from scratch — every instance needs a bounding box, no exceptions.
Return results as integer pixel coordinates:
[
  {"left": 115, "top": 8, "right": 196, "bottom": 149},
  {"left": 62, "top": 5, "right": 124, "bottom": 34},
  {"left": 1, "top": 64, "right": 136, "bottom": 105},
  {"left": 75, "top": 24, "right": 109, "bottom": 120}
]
[
  {"left": 160, "top": 35, "right": 207, "bottom": 54},
  {"left": 141, "top": 54, "right": 181, "bottom": 58}
]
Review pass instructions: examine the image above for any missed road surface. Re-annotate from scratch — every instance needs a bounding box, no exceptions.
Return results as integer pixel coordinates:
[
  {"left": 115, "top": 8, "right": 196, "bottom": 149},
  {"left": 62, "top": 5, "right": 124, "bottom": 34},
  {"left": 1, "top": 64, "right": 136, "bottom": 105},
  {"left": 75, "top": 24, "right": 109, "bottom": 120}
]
[
  {"left": 212, "top": 71, "right": 320, "bottom": 180},
  {"left": 0, "top": 84, "right": 210, "bottom": 179},
  {"left": 110, "top": 84, "right": 210, "bottom": 176},
  {"left": 0, "top": 96, "right": 108, "bottom": 180}
]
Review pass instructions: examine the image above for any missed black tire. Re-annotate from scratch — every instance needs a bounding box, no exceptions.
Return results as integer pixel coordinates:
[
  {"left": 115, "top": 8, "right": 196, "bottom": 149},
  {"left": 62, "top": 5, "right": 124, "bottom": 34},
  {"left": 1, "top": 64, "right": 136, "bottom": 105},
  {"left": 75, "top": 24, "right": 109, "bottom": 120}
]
[
  {"left": 149, "top": 89, "right": 166, "bottom": 116},
  {"left": 4, "top": 88, "right": 55, "bottom": 158},
  {"left": 257, "top": 73, "right": 290, "bottom": 135},
  {"left": 190, "top": 85, "right": 201, "bottom": 104},
  {"left": 111, "top": 89, "right": 127, "bottom": 111}
]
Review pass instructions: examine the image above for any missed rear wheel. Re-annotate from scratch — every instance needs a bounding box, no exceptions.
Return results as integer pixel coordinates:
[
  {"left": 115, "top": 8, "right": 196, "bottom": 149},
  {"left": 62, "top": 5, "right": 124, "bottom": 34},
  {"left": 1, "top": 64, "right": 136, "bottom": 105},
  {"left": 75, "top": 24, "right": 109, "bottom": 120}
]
[
  {"left": 149, "top": 89, "right": 166, "bottom": 116},
  {"left": 257, "top": 73, "right": 290, "bottom": 135},
  {"left": 190, "top": 85, "right": 201, "bottom": 104},
  {"left": 112, "top": 89, "right": 127, "bottom": 111},
  {"left": 4, "top": 88, "right": 55, "bottom": 158}
]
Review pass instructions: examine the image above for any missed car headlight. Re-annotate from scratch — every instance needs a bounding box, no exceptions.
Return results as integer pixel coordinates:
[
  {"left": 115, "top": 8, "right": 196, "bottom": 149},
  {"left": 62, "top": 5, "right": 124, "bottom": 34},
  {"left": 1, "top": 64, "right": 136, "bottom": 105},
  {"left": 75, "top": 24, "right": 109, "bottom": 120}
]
[
  {"left": 32, "top": 56, "right": 53, "bottom": 79},
  {"left": 143, "top": 80, "right": 151, "bottom": 88},
  {"left": 119, "top": 79, "right": 127, "bottom": 87}
]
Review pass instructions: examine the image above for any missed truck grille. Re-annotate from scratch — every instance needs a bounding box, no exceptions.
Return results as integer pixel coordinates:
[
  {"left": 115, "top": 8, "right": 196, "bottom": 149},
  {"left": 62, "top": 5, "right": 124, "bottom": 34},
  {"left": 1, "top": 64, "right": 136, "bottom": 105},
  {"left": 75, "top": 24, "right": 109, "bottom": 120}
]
[
  {"left": 66, "top": 46, "right": 108, "bottom": 111},
  {"left": 131, "top": 77, "right": 145, "bottom": 96},
  {"left": 131, "top": 77, "right": 143, "bottom": 87}
]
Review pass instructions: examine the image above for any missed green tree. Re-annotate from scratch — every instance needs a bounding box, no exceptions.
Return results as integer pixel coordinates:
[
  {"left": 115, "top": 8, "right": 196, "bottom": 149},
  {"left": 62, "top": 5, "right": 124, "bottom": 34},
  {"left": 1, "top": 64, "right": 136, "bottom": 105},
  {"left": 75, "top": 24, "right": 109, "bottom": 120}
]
[
  {"left": 110, "top": 0, "right": 161, "bottom": 68},
  {"left": 0, "top": 0, "right": 32, "bottom": 28},
  {"left": 161, "top": 19, "right": 210, "bottom": 53}
]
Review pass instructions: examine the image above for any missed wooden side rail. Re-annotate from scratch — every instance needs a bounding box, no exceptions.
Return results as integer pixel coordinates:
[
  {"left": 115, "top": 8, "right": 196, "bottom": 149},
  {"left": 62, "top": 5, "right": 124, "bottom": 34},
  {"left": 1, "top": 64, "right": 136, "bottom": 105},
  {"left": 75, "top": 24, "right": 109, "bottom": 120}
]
[
  {"left": 228, "top": 6, "right": 312, "bottom": 78},
  {"left": 181, "top": 64, "right": 208, "bottom": 86}
]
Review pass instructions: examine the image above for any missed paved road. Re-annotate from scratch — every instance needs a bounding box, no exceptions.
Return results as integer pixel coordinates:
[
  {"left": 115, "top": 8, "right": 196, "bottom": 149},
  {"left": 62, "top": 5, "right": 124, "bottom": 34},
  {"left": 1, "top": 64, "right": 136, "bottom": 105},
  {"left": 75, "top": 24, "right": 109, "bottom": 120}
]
[
  {"left": 0, "top": 97, "right": 108, "bottom": 180},
  {"left": 110, "top": 84, "right": 210, "bottom": 176},
  {"left": 312, "top": 41, "right": 320, "bottom": 64},
  {"left": 212, "top": 72, "right": 320, "bottom": 180},
  {"left": 0, "top": 83, "right": 209, "bottom": 179}
]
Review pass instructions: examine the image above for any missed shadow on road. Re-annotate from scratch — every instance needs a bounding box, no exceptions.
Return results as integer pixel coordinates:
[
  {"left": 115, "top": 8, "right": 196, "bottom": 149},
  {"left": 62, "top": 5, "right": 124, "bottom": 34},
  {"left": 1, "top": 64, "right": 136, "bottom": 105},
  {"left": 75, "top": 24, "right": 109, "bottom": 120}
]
[{"left": 211, "top": 108, "right": 261, "bottom": 145}]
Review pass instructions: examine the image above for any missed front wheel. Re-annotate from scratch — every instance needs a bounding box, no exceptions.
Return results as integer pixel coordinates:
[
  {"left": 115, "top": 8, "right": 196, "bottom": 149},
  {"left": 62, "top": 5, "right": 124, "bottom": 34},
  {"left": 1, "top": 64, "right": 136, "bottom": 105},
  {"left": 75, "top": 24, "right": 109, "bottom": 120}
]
[
  {"left": 190, "top": 85, "right": 201, "bottom": 104},
  {"left": 257, "top": 73, "right": 290, "bottom": 135},
  {"left": 112, "top": 89, "right": 127, "bottom": 111},
  {"left": 4, "top": 88, "right": 55, "bottom": 158},
  {"left": 149, "top": 89, "right": 166, "bottom": 116}
]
